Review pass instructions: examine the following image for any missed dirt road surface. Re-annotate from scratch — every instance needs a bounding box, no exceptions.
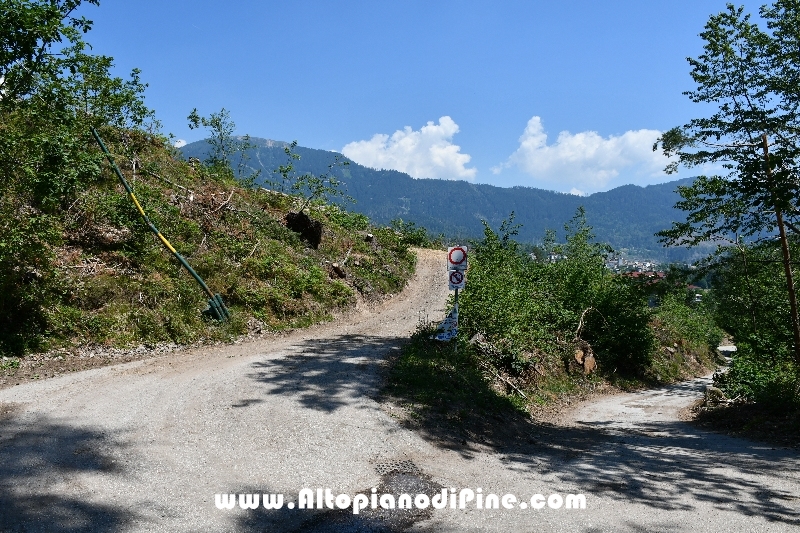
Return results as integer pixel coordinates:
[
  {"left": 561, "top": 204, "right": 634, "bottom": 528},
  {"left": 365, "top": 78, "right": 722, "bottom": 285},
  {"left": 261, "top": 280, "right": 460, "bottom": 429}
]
[{"left": 1, "top": 248, "right": 799, "bottom": 532}]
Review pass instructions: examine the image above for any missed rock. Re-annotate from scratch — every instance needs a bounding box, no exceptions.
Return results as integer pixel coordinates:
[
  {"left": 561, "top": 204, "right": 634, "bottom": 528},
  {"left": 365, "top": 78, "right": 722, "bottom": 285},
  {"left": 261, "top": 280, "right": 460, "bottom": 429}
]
[
  {"left": 331, "top": 262, "right": 346, "bottom": 278},
  {"left": 583, "top": 353, "right": 597, "bottom": 374},
  {"left": 75, "top": 224, "right": 132, "bottom": 248},
  {"left": 704, "top": 385, "right": 727, "bottom": 405},
  {"left": 469, "top": 334, "right": 502, "bottom": 359},
  {"left": 572, "top": 340, "right": 597, "bottom": 374},
  {"left": 666, "top": 346, "right": 676, "bottom": 354},
  {"left": 246, "top": 317, "right": 264, "bottom": 334},
  {"left": 469, "top": 333, "right": 485, "bottom": 345},
  {"left": 285, "top": 211, "right": 323, "bottom": 249}
]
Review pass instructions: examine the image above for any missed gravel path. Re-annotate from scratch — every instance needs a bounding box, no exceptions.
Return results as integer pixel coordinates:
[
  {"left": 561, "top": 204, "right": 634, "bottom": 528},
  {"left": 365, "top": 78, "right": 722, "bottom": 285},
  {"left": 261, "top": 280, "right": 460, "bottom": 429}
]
[
  {"left": 0, "top": 249, "right": 449, "bottom": 532},
  {"left": 389, "top": 372, "right": 799, "bottom": 533},
  {"left": 1, "top": 249, "right": 798, "bottom": 532}
]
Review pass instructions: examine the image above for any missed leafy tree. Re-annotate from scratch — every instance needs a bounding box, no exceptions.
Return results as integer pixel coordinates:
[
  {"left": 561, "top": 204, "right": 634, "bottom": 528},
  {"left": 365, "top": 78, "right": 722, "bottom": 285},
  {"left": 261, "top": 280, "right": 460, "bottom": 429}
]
[
  {"left": 655, "top": 2, "right": 800, "bottom": 365},
  {"left": 549, "top": 209, "right": 654, "bottom": 374},
  {"left": 711, "top": 240, "right": 794, "bottom": 357},
  {"left": 187, "top": 107, "right": 259, "bottom": 185},
  {"left": 269, "top": 140, "right": 301, "bottom": 193},
  {"left": 0, "top": 0, "right": 154, "bottom": 353},
  {"left": 270, "top": 140, "right": 352, "bottom": 213},
  {"left": 0, "top": 0, "right": 96, "bottom": 102}
]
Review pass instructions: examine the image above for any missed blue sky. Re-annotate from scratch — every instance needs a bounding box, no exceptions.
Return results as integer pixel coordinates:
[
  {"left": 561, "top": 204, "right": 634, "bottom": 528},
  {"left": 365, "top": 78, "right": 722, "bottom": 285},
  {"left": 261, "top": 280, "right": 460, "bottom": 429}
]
[{"left": 82, "top": 0, "right": 731, "bottom": 194}]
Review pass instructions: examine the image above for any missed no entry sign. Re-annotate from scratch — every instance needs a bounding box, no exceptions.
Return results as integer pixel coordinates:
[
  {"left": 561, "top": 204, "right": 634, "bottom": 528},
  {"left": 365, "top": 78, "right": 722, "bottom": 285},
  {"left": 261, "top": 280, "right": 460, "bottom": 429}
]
[
  {"left": 449, "top": 270, "right": 465, "bottom": 290},
  {"left": 447, "top": 246, "right": 468, "bottom": 271}
]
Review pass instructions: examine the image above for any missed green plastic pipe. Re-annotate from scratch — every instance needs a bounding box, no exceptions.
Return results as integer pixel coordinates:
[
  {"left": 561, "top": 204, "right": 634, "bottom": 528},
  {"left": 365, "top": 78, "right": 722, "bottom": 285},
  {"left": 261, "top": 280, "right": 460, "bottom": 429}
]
[{"left": 91, "top": 127, "right": 230, "bottom": 321}]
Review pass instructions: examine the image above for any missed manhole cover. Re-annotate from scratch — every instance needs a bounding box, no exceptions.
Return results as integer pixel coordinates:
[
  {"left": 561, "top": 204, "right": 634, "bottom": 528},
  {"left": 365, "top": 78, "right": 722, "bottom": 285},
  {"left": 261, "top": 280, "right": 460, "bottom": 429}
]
[{"left": 374, "top": 459, "right": 420, "bottom": 476}]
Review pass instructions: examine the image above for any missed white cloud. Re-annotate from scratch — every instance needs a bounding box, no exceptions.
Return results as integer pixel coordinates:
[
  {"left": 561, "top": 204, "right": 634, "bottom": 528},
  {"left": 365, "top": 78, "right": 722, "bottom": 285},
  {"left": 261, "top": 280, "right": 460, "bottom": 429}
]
[
  {"left": 342, "top": 116, "right": 477, "bottom": 181},
  {"left": 569, "top": 188, "right": 585, "bottom": 196},
  {"left": 494, "top": 116, "right": 675, "bottom": 194},
  {"left": 173, "top": 139, "right": 187, "bottom": 148}
]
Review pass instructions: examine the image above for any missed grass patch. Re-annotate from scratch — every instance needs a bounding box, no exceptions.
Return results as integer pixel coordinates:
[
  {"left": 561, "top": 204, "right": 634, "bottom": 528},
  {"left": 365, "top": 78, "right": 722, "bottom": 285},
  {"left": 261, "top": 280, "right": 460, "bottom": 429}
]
[
  {"left": 382, "top": 325, "right": 530, "bottom": 444},
  {"left": 385, "top": 325, "right": 522, "bottom": 419},
  {"left": 0, "top": 358, "right": 20, "bottom": 371},
  {"left": 693, "top": 402, "right": 800, "bottom": 448}
]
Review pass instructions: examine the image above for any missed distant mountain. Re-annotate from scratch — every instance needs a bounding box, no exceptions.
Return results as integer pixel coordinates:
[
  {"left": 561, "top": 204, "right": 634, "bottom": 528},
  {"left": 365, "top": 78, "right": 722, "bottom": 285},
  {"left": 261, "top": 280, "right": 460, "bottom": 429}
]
[{"left": 180, "top": 137, "right": 701, "bottom": 261}]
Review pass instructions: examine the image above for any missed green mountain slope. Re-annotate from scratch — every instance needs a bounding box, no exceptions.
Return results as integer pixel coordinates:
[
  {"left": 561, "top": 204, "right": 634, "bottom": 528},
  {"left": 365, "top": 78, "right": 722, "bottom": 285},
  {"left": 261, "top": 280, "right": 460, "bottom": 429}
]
[{"left": 181, "top": 137, "right": 698, "bottom": 260}]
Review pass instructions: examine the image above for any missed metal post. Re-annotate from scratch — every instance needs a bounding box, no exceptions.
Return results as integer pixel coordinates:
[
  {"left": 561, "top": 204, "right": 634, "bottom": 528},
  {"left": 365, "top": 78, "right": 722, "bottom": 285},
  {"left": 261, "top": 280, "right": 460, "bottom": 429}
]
[{"left": 454, "top": 287, "right": 459, "bottom": 355}]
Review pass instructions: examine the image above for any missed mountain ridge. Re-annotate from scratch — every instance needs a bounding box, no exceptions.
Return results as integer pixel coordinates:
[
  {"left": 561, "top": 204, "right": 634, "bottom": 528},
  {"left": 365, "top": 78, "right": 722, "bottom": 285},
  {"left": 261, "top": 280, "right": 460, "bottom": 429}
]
[{"left": 181, "top": 137, "right": 699, "bottom": 260}]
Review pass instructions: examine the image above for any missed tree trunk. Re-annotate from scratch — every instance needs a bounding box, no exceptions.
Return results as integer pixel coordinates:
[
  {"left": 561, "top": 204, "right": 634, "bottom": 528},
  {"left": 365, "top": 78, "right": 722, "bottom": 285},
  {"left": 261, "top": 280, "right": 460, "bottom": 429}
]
[
  {"left": 735, "top": 238, "right": 759, "bottom": 337},
  {"left": 775, "top": 209, "right": 800, "bottom": 364},
  {"left": 762, "top": 134, "right": 800, "bottom": 366}
]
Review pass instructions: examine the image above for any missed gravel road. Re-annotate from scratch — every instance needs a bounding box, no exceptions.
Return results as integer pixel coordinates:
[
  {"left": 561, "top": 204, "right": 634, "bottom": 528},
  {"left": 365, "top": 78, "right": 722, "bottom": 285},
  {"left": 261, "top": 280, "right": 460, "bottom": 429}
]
[{"left": 1, "top": 248, "right": 798, "bottom": 532}]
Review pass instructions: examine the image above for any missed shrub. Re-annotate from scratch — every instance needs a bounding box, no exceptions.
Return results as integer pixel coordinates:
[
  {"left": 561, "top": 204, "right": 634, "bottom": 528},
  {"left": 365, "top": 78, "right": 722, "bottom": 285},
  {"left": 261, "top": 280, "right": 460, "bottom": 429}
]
[{"left": 716, "top": 344, "right": 799, "bottom": 406}]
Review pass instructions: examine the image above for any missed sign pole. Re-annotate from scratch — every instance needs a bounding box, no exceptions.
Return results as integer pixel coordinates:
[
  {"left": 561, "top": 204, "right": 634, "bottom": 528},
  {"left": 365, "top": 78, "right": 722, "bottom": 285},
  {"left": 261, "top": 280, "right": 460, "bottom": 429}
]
[
  {"left": 434, "top": 245, "right": 467, "bottom": 343},
  {"left": 454, "top": 287, "right": 459, "bottom": 355}
]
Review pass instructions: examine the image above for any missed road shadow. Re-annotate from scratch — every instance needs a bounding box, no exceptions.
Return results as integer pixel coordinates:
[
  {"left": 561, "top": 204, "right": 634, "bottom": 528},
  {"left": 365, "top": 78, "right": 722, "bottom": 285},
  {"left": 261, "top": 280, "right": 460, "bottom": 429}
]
[
  {"left": 378, "top": 334, "right": 800, "bottom": 528},
  {"left": 247, "top": 333, "right": 406, "bottom": 413},
  {"left": 0, "top": 407, "right": 135, "bottom": 532},
  {"left": 693, "top": 400, "right": 800, "bottom": 447},
  {"left": 246, "top": 330, "right": 800, "bottom": 529},
  {"left": 557, "top": 419, "right": 800, "bottom": 524},
  {"left": 404, "top": 397, "right": 800, "bottom": 528}
]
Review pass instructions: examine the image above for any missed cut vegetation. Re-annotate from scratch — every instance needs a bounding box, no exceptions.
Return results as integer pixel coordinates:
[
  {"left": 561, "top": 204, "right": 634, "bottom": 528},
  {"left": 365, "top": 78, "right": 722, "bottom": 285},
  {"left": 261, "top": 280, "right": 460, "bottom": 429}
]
[{"left": 1, "top": 126, "right": 416, "bottom": 357}]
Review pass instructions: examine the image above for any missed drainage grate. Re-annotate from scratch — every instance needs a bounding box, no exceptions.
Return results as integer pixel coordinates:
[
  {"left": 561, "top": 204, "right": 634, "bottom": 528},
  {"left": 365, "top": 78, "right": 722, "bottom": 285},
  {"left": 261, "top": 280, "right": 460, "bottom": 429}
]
[{"left": 374, "top": 459, "right": 420, "bottom": 476}]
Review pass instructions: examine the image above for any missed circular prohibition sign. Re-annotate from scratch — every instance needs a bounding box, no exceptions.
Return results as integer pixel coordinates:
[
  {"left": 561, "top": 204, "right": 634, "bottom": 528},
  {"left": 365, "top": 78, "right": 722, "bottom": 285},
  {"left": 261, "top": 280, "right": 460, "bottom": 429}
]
[
  {"left": 449, "top": 271, "right": 464, "bottom": 285},
  {"left": 448, "top": 246, "right": 467, "bottom": 266}
]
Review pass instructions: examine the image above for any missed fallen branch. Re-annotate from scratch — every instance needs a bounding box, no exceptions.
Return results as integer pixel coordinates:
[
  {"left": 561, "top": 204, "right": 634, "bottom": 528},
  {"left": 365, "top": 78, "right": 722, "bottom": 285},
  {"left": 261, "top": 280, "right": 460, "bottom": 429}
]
[
  {"left": 246, "top": 240, "right": 260, "bottom": 259},
  {"left": 141, "top": 167, "right": 194, "bottom": 195},
  {"left": 575, "top": 307, "right": 595, "bottom": 340},
  {"left": 210, "top": 190, "right": 235, "bottom": 213},
  {"left": 477, "top": 360, "right": 528, "bottom": 400}
]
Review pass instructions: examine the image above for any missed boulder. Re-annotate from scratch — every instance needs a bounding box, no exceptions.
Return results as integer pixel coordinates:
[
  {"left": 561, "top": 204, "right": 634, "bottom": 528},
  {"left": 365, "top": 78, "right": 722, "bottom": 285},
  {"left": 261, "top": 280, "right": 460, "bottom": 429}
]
[
  {"left": 285, "top": 211, "right": 323, "bottom": 249},
  {"left": 331, "top": 262, "right": 346, "bottom": 278}
]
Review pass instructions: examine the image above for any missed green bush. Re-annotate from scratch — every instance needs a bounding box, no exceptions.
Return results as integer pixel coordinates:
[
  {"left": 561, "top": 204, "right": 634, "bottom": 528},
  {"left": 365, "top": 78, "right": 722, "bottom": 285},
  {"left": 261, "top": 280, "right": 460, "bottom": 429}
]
[
  {"left": 390, "top": 218, "right": 442, "bottom": 248},
  {"left": 0, "top": 199, "right": 63, "bottom": 354},
  {"left": 655, "top": 293, "right": 722, "bottom": 355},
  {"left": 326, "top": 207, "right": 370, "bottom": 231},
  {"left": 585, "top": 277, "right": 655, "bottom": 374},
  {"left": 716, "top": 344, "right": 799, "bottom": 406},
  {"left": 459, "top": 210, "right": 656, "bottom": 378}
]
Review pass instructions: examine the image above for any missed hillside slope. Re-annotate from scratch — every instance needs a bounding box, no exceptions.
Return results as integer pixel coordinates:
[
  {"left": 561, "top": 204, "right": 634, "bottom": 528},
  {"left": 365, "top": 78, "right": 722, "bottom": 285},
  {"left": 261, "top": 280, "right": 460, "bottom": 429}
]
[{"left": 1, "top": 129, "right": 416, "bottom": 357}]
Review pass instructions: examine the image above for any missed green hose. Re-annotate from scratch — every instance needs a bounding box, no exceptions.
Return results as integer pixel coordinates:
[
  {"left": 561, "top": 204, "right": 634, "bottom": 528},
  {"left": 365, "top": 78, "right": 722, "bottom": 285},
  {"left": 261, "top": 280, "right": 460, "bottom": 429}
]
[{"left": 91, "top": 128, "right": 230, "bottom": 321}]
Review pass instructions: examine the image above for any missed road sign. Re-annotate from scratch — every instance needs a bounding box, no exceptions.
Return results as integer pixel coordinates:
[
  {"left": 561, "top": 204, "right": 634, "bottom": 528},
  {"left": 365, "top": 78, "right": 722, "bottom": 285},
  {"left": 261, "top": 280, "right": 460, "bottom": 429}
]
[
  {"left": 448, "top": 270, "right": 465, "bottom": 290},
  {"left": 447, "top": 246, "right": 468, "bottom": 271}
]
